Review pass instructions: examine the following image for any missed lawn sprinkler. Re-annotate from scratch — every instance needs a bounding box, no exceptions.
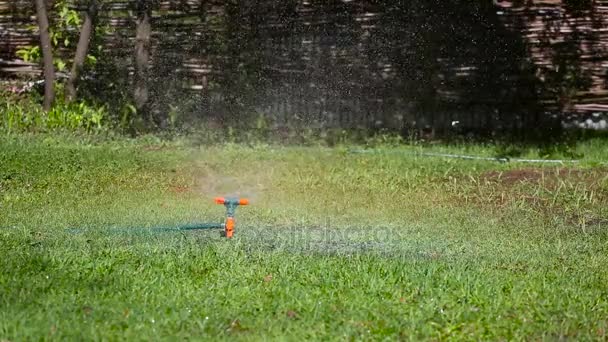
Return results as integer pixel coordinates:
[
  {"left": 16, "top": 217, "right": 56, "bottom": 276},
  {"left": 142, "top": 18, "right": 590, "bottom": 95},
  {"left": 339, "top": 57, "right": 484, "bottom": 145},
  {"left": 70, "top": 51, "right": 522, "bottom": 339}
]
[
  {"left": 176, "top": 197, "right": 249, "bottom": 238},
  {"left": 213, "top": 197, "right": 249, "bottom": 238}
]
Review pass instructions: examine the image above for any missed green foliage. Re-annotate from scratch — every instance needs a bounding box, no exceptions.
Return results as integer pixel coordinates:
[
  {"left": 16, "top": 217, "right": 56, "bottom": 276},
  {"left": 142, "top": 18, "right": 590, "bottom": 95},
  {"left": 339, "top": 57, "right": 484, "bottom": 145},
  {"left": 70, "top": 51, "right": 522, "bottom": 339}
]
[
  {"left": 16, "top": 0, "right": 101, "bottom": 72},
  {"left": 495, "top": 141, "right": 584, "bottom": 160},
  {"left": 0, "top": 91, "right": 108, "bottom": 133},
  {"left": 364, "top": 131, "right": 406, "bottom": 148},
  {"left": 15, "top": 45, "right": 41, "bottom": 64}
]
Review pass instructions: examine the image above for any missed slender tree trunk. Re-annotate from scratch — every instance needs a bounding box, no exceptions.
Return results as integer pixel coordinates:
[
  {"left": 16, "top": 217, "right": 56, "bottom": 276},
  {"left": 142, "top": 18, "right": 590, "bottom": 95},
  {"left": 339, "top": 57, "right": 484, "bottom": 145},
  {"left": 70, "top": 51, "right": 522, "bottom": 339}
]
[
  {"left": 35, "top": 0, "right": 54, "bottom": 111},
  {"left": 134, "top": 0, "right": 151, "bottom": 124},
  {"left": 66, "top": 0, "right": 97, "bottom": 102}
]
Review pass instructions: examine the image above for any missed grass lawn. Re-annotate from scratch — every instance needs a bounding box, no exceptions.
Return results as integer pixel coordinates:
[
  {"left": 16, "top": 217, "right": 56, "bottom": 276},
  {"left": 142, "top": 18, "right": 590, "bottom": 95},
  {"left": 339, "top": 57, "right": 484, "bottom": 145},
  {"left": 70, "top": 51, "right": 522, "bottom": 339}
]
[{"left": 1, "top": 133, "right": 608, "bottom": 340}]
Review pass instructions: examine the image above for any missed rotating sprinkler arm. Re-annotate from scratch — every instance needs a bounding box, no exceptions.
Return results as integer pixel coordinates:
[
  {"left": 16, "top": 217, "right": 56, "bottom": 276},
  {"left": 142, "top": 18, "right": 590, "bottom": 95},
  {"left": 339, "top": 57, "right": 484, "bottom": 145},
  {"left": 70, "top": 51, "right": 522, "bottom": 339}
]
[{"left": 215, "top": 197, "right": 249, "bottom": 238}]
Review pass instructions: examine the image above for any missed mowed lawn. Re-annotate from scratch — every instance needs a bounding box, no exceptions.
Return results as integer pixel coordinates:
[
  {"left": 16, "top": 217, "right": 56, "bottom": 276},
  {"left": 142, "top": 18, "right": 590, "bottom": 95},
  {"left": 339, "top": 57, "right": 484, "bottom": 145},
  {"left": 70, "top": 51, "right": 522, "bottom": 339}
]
[{"left": 1, "top": 134, "right": 608, "bottom": 340}]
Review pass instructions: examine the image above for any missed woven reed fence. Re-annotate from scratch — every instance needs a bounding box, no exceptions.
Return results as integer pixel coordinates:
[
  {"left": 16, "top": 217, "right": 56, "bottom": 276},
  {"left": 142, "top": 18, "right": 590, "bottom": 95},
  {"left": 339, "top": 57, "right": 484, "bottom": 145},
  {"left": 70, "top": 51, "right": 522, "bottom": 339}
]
[{"left": 1, "top": 0, "right": 607, "bottom": 133}]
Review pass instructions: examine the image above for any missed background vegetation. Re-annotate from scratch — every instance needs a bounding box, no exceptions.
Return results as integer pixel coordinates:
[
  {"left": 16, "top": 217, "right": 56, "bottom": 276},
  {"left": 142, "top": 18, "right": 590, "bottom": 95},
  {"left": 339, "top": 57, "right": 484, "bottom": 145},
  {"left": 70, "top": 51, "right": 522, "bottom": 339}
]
[{"left": 1, "top": 0, "right": 607, "bottom": 137}]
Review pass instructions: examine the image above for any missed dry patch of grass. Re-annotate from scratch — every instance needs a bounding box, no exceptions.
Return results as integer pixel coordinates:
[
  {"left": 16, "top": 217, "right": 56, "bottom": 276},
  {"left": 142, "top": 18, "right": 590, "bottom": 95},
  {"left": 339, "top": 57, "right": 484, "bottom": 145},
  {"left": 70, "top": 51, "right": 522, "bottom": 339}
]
[{"left": 456, "top": 167, "right": 608, "bottom": 234}]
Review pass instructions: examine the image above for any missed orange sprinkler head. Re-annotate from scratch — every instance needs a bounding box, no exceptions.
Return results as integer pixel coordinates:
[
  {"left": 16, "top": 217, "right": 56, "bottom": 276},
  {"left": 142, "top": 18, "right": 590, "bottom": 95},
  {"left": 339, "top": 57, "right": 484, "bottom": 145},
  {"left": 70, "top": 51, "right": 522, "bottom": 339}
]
[
  {"left": 225, "top": 217, "right": 235, "bottom": 238},
  {"left": 215, "top": 197, "right": 249, "bottom": 206},
  {"left": 214, "top": 197, "right": 249, "bottom": 238}
]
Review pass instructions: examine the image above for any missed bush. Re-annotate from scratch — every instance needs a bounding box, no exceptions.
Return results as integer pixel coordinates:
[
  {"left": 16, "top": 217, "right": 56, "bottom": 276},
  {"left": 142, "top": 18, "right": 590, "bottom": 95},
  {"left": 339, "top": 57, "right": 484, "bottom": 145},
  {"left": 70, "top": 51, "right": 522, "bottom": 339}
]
[{"left": 0, "top": 88, "right": 108, "bottom": 134}]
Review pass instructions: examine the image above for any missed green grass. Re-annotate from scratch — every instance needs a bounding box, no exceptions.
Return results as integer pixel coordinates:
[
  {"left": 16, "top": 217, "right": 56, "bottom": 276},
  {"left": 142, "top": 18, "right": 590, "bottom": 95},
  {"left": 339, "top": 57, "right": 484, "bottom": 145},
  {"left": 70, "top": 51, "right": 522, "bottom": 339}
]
[{"left": 1, "top": 133, "right": 608, "bottom": 340}]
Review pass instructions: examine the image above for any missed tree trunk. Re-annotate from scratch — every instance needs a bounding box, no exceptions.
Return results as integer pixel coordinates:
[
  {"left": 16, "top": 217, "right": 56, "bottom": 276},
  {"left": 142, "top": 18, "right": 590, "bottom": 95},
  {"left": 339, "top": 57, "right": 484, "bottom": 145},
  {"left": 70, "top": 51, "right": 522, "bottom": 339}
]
[
  {"left": 35, "top": 0, "right": 54, "bottom": 111},
  {"left": 66, "top": 0, "right": 97, "bottom": 102},
  {"left": 134, "top": 0, "right": 151, "bottom": 125}
]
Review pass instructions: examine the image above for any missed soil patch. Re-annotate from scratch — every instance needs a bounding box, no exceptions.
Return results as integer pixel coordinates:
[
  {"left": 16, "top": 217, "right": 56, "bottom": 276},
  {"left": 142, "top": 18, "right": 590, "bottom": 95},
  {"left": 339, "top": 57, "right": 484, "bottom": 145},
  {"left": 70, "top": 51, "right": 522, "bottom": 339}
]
[{"left": 168, "top": 185, "right": 190, "bottom": 194}]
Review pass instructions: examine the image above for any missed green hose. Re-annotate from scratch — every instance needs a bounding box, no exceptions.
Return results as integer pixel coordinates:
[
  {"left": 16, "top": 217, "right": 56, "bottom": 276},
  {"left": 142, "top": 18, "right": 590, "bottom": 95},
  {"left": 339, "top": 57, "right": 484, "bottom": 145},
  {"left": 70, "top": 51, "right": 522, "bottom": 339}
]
[{"left": 67, "top": 222, "right": 224, "bottom": 235}]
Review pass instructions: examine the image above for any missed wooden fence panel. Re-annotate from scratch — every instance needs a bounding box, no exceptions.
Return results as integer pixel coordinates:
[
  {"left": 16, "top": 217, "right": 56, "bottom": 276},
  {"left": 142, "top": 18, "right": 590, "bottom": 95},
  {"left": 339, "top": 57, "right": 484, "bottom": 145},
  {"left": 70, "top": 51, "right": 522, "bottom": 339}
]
[{"left": 1, "top": 0, "right": 607, "bottom": 133}]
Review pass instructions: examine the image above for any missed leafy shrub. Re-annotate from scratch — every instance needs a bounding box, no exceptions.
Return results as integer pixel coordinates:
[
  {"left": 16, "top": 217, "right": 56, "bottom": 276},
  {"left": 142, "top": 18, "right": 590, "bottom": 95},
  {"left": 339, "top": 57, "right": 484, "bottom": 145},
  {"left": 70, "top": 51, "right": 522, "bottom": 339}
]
[
  {"left": 0, "top": 89, "right": 108, "bottom": 133},
  {"left": 16, "top": 0, "right": 101, "bottom": 73}
]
